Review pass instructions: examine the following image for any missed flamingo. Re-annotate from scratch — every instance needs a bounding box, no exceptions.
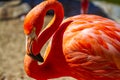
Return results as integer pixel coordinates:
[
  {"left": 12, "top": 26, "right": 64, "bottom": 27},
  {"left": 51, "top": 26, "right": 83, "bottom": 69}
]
[{"left": 24, "top": 0, "right": 120, "bottom": 80}]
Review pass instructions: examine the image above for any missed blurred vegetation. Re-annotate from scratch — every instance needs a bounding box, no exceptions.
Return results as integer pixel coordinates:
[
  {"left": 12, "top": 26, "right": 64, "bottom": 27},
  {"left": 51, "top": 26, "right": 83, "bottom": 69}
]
[{"left": 93, "top": 0, "right": 120, "bottom": 5}]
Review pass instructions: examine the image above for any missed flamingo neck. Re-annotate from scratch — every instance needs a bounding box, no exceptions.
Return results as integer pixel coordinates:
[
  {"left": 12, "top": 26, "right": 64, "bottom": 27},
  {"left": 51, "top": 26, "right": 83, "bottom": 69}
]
[
  {"left": 24, "top": 17, "right": 72, "bottom": 80},
  {"left": 81, "top": 0, "right": 89, "bottom": 14},
  {"left": 31, "top": 0, "right": 64, "bottom": 55},
  {"left": 24, "top": 0, "right": 72, "bottom": 79}
]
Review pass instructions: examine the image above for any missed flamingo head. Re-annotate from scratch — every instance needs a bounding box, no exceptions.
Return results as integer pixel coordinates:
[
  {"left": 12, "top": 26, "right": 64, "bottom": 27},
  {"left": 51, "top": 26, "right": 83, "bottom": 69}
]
[{"left": 24, "top": 8, "right": 44, "bottom": 62}]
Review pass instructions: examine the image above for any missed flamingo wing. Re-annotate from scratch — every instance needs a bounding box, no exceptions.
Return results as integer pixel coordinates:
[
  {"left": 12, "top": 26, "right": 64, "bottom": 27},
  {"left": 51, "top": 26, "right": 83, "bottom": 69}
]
[{"left": 63, "top": 14, "right": 120, "bottom": 79}]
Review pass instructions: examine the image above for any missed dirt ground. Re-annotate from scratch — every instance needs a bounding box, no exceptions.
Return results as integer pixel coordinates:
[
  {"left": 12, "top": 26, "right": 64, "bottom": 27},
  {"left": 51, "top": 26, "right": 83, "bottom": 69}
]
[
  {"left": 0, "top": 18, "right": 31, "bottom": 80},
  {"left": 0, "top": 16, "right": 76, "bottom": 80}
]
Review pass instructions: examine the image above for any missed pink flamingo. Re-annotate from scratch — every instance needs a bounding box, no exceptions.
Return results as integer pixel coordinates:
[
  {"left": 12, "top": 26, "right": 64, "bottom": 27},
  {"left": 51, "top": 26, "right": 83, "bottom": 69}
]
[{"left": 24, "top": 0, "right": 120, "bottom": 80}]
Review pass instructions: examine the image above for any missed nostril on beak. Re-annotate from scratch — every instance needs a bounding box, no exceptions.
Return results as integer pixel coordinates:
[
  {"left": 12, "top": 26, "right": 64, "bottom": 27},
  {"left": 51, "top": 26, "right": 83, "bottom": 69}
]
[{"left": 28, "top": 53, "right": 44, "bottom": 62}]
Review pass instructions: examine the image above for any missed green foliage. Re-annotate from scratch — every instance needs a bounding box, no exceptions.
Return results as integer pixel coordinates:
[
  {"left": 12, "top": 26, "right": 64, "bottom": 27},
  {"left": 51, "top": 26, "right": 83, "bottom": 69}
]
[
  {"left": 95, "top": 0, "right": 120, "bottom": 5},
  {"left": 106, "top": 0, "right": 120, "bottom": 5}
]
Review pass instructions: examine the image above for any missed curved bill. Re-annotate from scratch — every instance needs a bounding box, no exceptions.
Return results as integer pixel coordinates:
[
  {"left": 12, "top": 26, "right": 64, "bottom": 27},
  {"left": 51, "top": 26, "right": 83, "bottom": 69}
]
[{"left": 28, "top": 53, "right": 44, "bottom": 62}]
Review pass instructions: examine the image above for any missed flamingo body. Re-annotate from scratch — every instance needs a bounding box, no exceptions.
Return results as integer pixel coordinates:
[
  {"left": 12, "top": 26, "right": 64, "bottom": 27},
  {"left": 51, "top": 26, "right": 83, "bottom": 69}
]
[
  {"left": 24, "top": 0, "right": 120, "bottom": 80},
  {"left": 62, "top": 14, "right": 120, "bottom": 80}
]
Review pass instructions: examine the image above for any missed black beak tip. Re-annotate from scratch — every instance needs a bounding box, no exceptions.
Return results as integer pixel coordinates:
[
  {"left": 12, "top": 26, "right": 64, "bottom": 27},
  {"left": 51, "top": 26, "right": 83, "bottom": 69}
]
[{"left": 28, "top": 53, "right": 44, "bottom": 62}]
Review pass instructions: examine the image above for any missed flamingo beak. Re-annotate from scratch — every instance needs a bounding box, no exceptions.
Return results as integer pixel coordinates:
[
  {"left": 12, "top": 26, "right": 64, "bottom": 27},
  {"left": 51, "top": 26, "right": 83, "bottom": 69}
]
[
  {"left": 26, "top": 28, "right": 44, "bottom": 62},
  {"left": 28, "top": 52, "right": 44, "bottom": 62}
]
